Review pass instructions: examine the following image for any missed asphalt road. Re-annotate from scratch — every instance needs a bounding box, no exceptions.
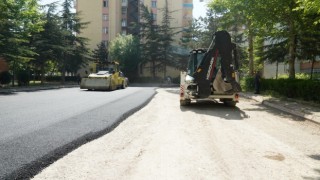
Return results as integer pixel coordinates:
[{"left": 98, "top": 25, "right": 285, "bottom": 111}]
[{"left": 0, "top": 87, "right": 156, "bottom": 179}]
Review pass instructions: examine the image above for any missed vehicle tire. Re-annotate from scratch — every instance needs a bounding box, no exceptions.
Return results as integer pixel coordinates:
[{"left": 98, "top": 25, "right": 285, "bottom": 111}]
[
  {"left": 223, "top": 101, "right": 236, "bottom": 107},
  {"left": 121, "top": 81, "right": 126, "bottom": 89},
  {"left": 109, "top": 79, "right": 114, "bottom": 91},
  {"left": 180, "top": 99, "right": 191, "bottom": 106}
]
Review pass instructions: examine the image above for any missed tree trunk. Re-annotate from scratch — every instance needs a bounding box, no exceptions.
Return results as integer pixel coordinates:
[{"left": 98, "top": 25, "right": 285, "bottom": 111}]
[
  {"left": 247, "top": 21, "right": 254, "bottom": 76},
  {"left": 41, "top": 64, "right": 45, "bottom": 84},
  {"left": 61, "top": 61, "right": 66, "bottom": 85},
  {"left": 163, "top": 63, "right": 167, "bottom": 79},
  {"left": 11, "top": 60, "right": 16, "bottom": 87},
  {"left": 152, "top": 60, "right": 156, "bottom": 79},
  {"left": 276, "top": 60, "right": 279, "bottom": 79},
  {"left": 288, "top": 18, "right": 296, "bottom": 79},
  {"left": 310, "top": 57, "right": 315, "bottom": 80}
]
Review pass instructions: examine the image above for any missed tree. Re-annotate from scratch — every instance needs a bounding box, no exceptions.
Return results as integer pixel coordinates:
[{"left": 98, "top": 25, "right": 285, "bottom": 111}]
[
  {"left": 209, "top": 0, "right": 255, "bottom": 75},
  {"left": 109, "top": 34, "right": 140, "bottom": 80},
  {"left": 31, "top": 3, "right": 64, "bottom": 83},
  {"left": 59, "top": 0, "right": 89, "bottom": 83},
  {"left": 158, "top": 0, "right": 175, "bottom": 78},
  {"left": 92, "top": 41, "right": 109, "bottom": 71},
  {"left": 183, "top": 9, "right": 220, "bottom": 49},
  {"left": 0, "top": 0, "right": 44, "bottom": 85},
  {"left": 296, "top": 0, "right": 320, "bottom": 24},
  {"left": 139, "top": 4, "right": 162, "bottom": 79},
  {"left": 249, "top": 0, "right": 303, "bottom": 79},
  {"left": 297, "top": 12, "right": 320, "bottom": 79},
  {"left": 259, "top": 38, "right": 288, "bottom": 79}
]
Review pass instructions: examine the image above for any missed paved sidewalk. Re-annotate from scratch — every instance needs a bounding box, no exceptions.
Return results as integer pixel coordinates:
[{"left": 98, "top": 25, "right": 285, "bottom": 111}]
[{"left": 240, "top": 92, "right": 320, "bottom": 125}]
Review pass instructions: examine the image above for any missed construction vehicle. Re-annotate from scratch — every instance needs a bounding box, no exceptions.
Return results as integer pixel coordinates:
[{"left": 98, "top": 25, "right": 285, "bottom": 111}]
[
  {"left": 180, "top": 30, "right": 241, "bottom": 106},
  {"left": 80, "top": 61, "right": 128, "bottom": 91}
]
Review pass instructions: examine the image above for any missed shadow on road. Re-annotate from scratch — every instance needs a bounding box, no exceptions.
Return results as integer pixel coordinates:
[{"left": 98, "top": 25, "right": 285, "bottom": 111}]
[
  {"left": 309, "top": 154, "right": 320, "bottom": 161},
  {"left": 0, "top": 92, "right": 17, "bottom": 96},
  {"left": 180, "top": 100, "right": 249, "bottom": 120},
  {"left": 302, "top": 168, "right": 320, "bottom": 180}
]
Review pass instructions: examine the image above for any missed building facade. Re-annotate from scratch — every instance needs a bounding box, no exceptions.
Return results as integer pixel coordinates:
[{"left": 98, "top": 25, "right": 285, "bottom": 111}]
[{"left": 75, "top": 0, "right": 193, "bottom": 78}]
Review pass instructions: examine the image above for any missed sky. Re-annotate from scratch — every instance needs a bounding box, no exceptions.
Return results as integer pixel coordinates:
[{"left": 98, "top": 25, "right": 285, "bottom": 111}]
[
  {"left": 193, "top": 0, "right": 209, "bottom": 19},
  {"left": 40, "top": 0, "right": 209, "bottom": 19}
]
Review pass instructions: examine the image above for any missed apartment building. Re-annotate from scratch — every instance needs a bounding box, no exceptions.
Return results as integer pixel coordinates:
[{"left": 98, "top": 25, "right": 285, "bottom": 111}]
[{"left": 76, "top": 0, "right": 193, "bottom": 78}]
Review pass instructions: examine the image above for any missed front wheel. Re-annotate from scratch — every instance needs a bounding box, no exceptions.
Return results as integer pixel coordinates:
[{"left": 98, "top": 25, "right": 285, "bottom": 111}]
[{"left": 121, "top": 81, "right": 127, "bottom": 89}]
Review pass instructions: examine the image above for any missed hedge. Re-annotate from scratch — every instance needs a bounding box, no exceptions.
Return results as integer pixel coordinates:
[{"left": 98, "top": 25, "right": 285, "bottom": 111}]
[
  {"left": 17, "top": 70, "right": 30, "bottom": 86},
  {"left": 0, "top": 71, "right": 12, "bottom": 85},
  {"left": 241, "top": 77, "right": 320, "bottom": 102},
  {"left": 45, "top": 76, "right": 78, "bottom": 82}
]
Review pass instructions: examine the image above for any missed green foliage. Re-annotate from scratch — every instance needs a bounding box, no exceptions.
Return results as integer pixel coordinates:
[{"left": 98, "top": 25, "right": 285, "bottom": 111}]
[
  {"left": 92, "top": 41, "right": 109, "bottom": 69},
  {"left": 0, "top": 71, "right": 12, "bottom": 85},
  {"left": 242, "top": 77, "right": 320, "bottom": 102},
  {"left": 139, "top": 4, "right": 162, "bottom": 78},
  {"left": 240, "top": 77, "right": 254, "bottom": 91},
  {"left": 58, "top": 0, "right": 90, "bottom": 83},
  {"left": 0, "top": 0, "right": 89, "bottom": 85},
  {"left": 31, "top": 3, "right": 64, "bottom": 83},
  {"left": 45, "top": 76, "right": 78, "bottom": 82},
  {"left": 261, "top": 79, "right": 320, "bottom": 101},
  {"left": 208, "top": 0, "right": 310, "bottom": 79},
  {"left": 0, "top": 0, "right": 44, "bottom": 62},
  {"left": 109, "top": 34, "right": 140, "bottom": 80},
  {"left": 183, "top": 9, "right": 220, "bottom": 49},
  {"left": 0, "top": 0, "right": 44, "bottom": 86},
  {"left": 158, "top": 0, "right": 175, "bottom": 77},
  {"left": 295, "top": 0, "right": 320, "bottom": 24},
  {"left": 138, "top": 2, "right": 177, "bottom": 79}
]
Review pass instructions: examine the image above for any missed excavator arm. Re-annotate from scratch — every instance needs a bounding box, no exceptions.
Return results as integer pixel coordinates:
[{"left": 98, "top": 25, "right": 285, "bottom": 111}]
[{"left": 193, "top": 30, "right": 241, "bottom": 97}]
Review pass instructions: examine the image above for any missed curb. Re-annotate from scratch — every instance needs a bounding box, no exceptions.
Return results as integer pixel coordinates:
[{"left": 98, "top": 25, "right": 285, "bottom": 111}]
[
  {"left": 240, "top": 93, "right": 320, "bottom": 126},
  {"left": 0, "top": 85, "right": 79, "bottom": 94}
]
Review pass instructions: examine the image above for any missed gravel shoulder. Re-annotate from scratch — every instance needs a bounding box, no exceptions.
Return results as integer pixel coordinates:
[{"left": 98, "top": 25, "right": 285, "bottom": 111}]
[{"left": 33, "top": 88, "right": 320, "bottom": 180}]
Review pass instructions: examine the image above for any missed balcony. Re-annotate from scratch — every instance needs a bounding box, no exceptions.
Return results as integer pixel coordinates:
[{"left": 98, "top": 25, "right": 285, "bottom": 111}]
[{"left": 122, "top": 0, "right": 128, "bottom": 7}]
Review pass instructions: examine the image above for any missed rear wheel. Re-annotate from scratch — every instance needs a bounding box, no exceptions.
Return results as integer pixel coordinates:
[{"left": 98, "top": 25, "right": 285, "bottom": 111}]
[
  {"left": 109, "top": 79, "right": 115, "bottom": 91},
  {"left": 180, "top": 99, "right": 191, "bottom": 106},
  {"left": 223, "top": 100, "right": 237, "bottom": 107}
]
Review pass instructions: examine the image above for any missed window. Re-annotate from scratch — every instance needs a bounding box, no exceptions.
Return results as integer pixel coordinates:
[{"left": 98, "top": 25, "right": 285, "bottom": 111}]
[
  {"left": 122, "top": 30, "right": 127, "bottom": 35},
  {"left": 151, "top": 1, "right": 156, "bottom": 8},
  {"left": 122, "top": 0, "right": 127, "bottom": 6},
  {"left": 102, "top": 40, "right": 108, "bottom": 47},
  {"left": 103, "top": 14, "right": 108, "bottom": 21},
  {"left": 103, "top": 0, "right": 108, "bottom": 7},
  {"left": 152, "top": 14, "right": 157, "bottom": 21},
  {"left": 103, "top": 27, "right": 108, "bottom": 34},
  {"left": 122, "top": 7, "right": 127, "bottom": 15},
  {"left": 121, "top": 19, "right": 127, "bottom": 27}
]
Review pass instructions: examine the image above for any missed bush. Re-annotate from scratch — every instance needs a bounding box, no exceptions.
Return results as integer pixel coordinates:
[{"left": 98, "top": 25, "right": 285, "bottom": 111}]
[
  {"left": 242, "top": 77, "right": 320, "bottom": 102},
  {"left": 17, "top": 70, "right": 30, "bottom": 86},
  {"left": 45, "top": 76, "right": 78, "bottom": 82},
  {"left": 240, "top": 77, "right": 254, "bottom": 91},
  {"left": 0, "top": 71, "right": 12, "bottom": 85}
]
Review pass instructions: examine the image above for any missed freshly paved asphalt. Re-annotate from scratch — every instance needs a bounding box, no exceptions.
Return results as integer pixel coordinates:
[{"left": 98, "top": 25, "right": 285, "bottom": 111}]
[{"left": 0, "top": 87, "right": 156, "bottom": 179}]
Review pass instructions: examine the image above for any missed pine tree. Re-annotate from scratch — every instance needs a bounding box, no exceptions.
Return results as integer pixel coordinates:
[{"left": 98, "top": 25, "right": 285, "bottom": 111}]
[
  {"left": 92, "top": 41, "right": 109, "bottom": 71},
  {"left": 139, "top": 4, "right": 161, "bottom": 79},
  {"left": 59, "top": 0, "right": 89, "bottom": 83}
]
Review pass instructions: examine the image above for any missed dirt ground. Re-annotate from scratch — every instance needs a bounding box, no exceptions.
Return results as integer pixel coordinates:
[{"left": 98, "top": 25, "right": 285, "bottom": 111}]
[{"left": 33, "top": 88, "right": 320, "bottom": 180}]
